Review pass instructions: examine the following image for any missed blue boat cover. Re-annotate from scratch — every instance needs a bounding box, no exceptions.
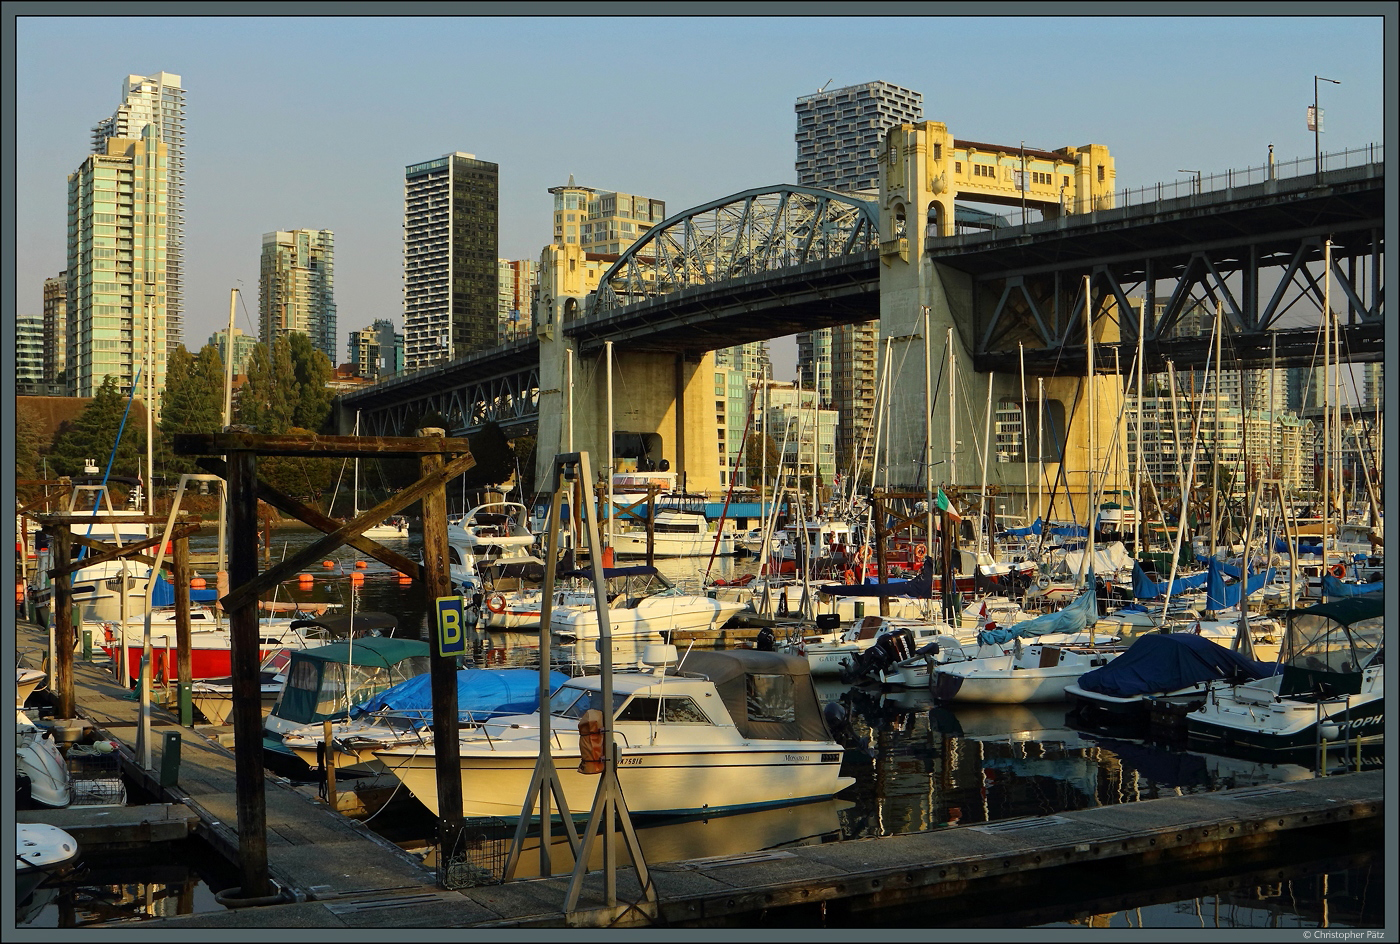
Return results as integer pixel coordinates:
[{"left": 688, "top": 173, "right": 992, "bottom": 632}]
[
  {"left": 1000, "top": 517, "right": 1043, "bottom": 537},
  {"left": 818, "top": 559, "right": 934, "bottom": 598},
  {"left": 1322, "top": 573, "right": 1384, "bottom": 597},
  {"left": 977, "top": 584, "right": 1098, "bottom": 646},
  {"left": 1205, "top": 557, "right": 1275, "bottom": 611},
  {"left": 1131, "top": 561, "right": 1208, "bottom": 600},
  {"left": 1076, "top": 631, "right": 1280, "bottom": 698},
  {"left": 350, "top": 668, "right": 569, "bottom": 721},
  {"left": 149, "top": 570, "right": 219, "bottom": 605}
]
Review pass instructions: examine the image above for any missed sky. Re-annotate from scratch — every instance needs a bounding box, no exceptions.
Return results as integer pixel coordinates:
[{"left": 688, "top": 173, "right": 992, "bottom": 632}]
[{"left": 8, "top": 9, "right": 1391, "bottom": 383}]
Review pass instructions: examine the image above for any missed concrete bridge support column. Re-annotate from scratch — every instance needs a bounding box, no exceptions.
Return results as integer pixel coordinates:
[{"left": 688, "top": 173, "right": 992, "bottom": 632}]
[{"left": 879, "top": 123, "right": 1126, "bottom": 530}]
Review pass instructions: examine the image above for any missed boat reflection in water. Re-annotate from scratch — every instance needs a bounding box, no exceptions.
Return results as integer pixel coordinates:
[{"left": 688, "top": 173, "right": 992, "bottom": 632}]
[{"left": 412, "top": 797, "right": 852, "bottom": 881}]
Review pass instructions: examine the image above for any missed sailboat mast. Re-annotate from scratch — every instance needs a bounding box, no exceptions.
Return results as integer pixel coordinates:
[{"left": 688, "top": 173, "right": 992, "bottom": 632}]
[
  {"left": 1210, "top": 299, "right": 1222, "bottom": 562},
  {"left": 1020, "top": 343, "right": 1030, "bottom": 524},
  {"left": 978, "top": 372, "right": 994, "bottom": 556},
  {"left": 1080, "top": 274, "right": 1094, "bottom": 589},
  {"left": 924, "top": 308, "right": 934, "bottom": 554}
]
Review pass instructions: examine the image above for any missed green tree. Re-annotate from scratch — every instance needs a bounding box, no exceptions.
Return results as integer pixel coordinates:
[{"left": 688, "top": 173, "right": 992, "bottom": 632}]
[
  {"left": 48, "top": 376, "right": 146, "bottom": 480},
  {"left": 15, "top": 402, "right": 44, "bottom": 483},
  {"left": 743, "top": 432, "right": 781, "bottom": 490},
  {"left": 286, "top": 332, "right": 333, "bottom": 432},
  {"left": 236, "top": 338, "right": 295, "bottom": 433},
  {"left": 157, "top": 344, "right": 227, "bottom": 480}
]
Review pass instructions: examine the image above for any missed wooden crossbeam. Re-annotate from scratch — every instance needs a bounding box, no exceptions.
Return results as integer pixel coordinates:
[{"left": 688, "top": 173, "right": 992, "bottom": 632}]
[
  {"left": 174, "top": 431, "right": 476, "bottom": 458},
  {"left": 54, "top": 522, "right": 202, "bottom": 577}
]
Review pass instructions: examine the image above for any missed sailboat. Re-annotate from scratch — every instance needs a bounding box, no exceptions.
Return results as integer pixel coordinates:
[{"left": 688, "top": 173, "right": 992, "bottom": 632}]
[{"left": 351, "top": 411, "right": 408, "bottom": 540}]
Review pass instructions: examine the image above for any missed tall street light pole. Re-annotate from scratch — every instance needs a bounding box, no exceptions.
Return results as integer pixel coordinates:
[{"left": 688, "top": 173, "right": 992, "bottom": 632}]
[
  {"left": 1313, "top": 75, "right": 1340, "bottom": 181},
  {"left": 1177, "top": 169, "right": 1202, "bottom": 195}
]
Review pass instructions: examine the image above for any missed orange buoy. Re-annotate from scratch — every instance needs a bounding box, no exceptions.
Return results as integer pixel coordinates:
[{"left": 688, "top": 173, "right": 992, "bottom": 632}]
[
  {"left": 350, "top": 572, "right": 364, "bottom": 584},
  {"left": 191, "top": 576, "right": 206, "bottom": 589},
  {"left": 398, "top": 574, "right": 413, "bottom": 584},
  {"left": 323, "top": 560, "right": 335, "bottom": 569},
  {"left": 298, "top": 573, "right": 315, "bottom": 584},
  {"left": 354, "top": 560, "right": 368, "bottom": 569}
]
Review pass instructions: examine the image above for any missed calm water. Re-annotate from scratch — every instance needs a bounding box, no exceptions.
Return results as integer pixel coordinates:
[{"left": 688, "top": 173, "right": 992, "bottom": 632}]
[{"left": 19, "top": 524, "right": 1384, "bottom": 928}]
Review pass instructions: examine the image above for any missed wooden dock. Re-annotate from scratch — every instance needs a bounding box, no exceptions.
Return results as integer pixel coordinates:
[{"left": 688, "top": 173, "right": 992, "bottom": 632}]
[{"left": 17, "top": 617, "right": 1384, "bottom": 929}]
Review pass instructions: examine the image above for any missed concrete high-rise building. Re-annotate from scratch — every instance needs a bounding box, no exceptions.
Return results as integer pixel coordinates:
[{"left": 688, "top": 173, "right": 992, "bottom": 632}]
[
  {"left": 714, "top": 342, "right": 772, "bottom": 387},
  {"left": 92, "top": 72, "right": 185, "bottom": 353},
  {"left": 348, "top": 320, "right": 403, "bottom": 379},
  {"left": 16, "top": 316, "right": 45, "bottom": 391},
  {"left": 42, "top": 273, "right": 67, "bottom": 387},
  {"left": 548, "top": 179, "right": 666, "bottom": 256},
  {"left": 259, "top": 229, "right": 337, "bottom": 363},
  {"left": 763, "top": 383, "right": 838, "bottom": 488},
  {"left": 1361, "top": 362, "right": 1383, "bottom": 410},
  {"left": 795, "top": 80, "right": 923, "bottom": 193},
  {"left": 207, "top": 326, "right": 258, "bottom": 378},
  {"left": 66, "top": 127, "right": 168, "bottom": 405},
  {"left": 498, "top": 259, "right": 537, "bottom": 343},
  {"left": 403, "top": 152, "right": 499, "bottom": 371}
]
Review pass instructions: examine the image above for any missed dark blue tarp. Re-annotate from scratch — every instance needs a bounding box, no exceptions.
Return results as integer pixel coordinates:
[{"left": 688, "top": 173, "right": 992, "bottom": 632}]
[
  {"left": 1205, "top": 557, "right": 1275, "bottom": 611},
  {"left": 351, "top": 668, "right": 570, "bottom": 721},
  {"left": 1131, "top": 561, "right": 1208, "bottom": 600},
  {"left": 559, "top": 566, "right": 659, "bottom": 580},
  {"left": 1322, "top": 574, "right": 1384, "bottom": 598},
  {"left": 818, "top": 559, "right": 934, "bottom": 598},
  {"left": 1076, "top": 631, "right": 1280, "bottom": 698},
  {"left": 1048, "top": 523, "right": 1088, "bottom": 537},
  {"left": 1001, "top": 517, "right": 1043, "bottom": 537}
]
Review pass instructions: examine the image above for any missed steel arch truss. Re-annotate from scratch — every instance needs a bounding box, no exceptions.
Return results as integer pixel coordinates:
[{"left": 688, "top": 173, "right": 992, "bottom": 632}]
[
  {"left": 359, "top": 366, "right": 540, "bottom": 438},
  {"left": 972, "top": 221, "right": 1383, "bottom": 374},
  {"left": 594, "top": 185, "right": 880, "bottom": 314}
]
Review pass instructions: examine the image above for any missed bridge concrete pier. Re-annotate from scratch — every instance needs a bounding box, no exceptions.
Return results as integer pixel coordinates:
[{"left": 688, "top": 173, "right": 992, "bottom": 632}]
[
  {"left": 535, "top": 247, "right": 720, "bottom": 498},
  {"left": 880, "top": 122, "right": 1127, "bottom": 528}
]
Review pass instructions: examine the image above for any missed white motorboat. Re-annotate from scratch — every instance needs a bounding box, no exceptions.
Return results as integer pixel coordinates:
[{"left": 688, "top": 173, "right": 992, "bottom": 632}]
[
  {"left": 446, "top": 501, "right": 540, "bottom": 597},
  {"left": 16, "top": 710, "right": 71, "bottom": 809},
  {"left": 931, "top": 638, "right": 1127, "bottom": 705},
  {"left": 549, "top": 566, "right": 745, "bottom": 664},
  {"left": 611, "top": 493, "right": 736, "bottom": 559},
  {"left": 189, "top": 646, "right": 295, "bottom": 725},
  {"left": 15, "top": 822, "right": 80, "bottom": 903},
  {"left": 373, "top": 646, "right": 855, "bottom": 819},
  {"left": 16, "top": 667, "right": 45, "bottom": 708},
  {"left": 1185, "top": 593, "right": 1384, "bottom": 754}
]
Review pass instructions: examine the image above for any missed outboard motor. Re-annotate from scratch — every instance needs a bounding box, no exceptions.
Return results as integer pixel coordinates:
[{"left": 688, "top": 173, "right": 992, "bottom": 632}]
[{"left": 755, "top": 625, "right": 775, "bottom": 651}]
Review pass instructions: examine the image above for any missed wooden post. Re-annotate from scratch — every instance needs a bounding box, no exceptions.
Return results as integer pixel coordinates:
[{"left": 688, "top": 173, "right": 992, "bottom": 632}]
[
  {"left": 323, "top": 719, "right": 337, "bottom": 810},
  {"left": 646, "top": 482, "right": 657, "bottom": 568},
  {"left": 872, "top": 492, "right": 890, "bottom": 617},
  {"left": 226, "top": 448, "right": 271, "bottom": 900},
  {"left": 173, "top": 533, "right": 193, "bottom": 727},
  {"left": 52, "top": 523, "right": 75, "bottom": 720},
  {"left": 418, "top": 428, "right": 465, "bottom": 867}
]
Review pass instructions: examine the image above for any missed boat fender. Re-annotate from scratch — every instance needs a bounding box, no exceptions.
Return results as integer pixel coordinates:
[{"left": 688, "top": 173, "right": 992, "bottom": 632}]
[
  {"left": 486, "top": 593, "right": 507, "bottom": 614},
  {"left": 577, "top": 709, "right": 605, "bottom": 775}
]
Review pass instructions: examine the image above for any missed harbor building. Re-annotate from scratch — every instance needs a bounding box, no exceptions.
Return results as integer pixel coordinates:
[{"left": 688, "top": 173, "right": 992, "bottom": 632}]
[
  {"left": 259, "top": 229, "right": 337, "bottom": 364},
  {"left": 42, "top": 273, "right": 67, "bottom": 388},
  {"left": 92, "top": 71, "right": 185, "bottom": 353},
  {"left": 762, "top": 382, "right": 839, "bottom": 493},
  {"left": 207, "top": 326, "right": 258, "bottom": 378},
  {"left": 348, "top": 320, "right": 403, "bottom": 380},
  {"left": 65, "top": 126, "right": 168, "bottom": 406},
  {"left": 403, "top": 152, "right": 499, "bottom": 370}
]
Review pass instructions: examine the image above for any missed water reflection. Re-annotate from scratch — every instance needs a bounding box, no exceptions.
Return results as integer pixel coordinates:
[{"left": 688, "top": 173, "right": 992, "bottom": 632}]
[{"left": 17, "top": 845, "right": 229, "bottom": 928}]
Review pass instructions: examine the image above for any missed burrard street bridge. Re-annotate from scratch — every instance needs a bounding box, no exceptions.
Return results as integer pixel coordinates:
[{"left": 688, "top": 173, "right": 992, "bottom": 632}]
[{"left": 339, "top": 127, "right": 1383, "bottom": 500}]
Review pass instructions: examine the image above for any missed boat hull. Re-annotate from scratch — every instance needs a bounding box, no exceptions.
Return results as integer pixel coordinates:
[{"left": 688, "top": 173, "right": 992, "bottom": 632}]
[
  {"left": 1185, "top": 690, "right": 1384, "bottom": 754},
  {"left": 377, "top": 744, "right": 851, "bottom": 819}
]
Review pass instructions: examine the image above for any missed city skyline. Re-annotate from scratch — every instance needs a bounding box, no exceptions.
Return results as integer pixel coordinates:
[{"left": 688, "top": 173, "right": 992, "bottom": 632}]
[{"left": 10, "top": 12, "right": 1389, "bottom": 381}]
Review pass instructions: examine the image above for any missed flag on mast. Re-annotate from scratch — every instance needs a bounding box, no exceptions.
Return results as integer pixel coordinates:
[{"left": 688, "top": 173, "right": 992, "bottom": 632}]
[{"left": 936, "top": 488, "right": 962, "bottom": 521}]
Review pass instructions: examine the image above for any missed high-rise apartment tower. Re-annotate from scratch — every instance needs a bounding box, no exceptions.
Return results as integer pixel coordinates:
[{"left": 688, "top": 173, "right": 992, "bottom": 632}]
[
  {"left": 403, "top": 152, "right": 499, "bottom": 371},
  {"left": 259, "top": 229, "right": 337, "bottom": 363},
  {"left": 795, "top": 80, "right": 923, "bottom": 192},
  {"left": 92, "top": 72, "right": 185, "bottom": 352}
]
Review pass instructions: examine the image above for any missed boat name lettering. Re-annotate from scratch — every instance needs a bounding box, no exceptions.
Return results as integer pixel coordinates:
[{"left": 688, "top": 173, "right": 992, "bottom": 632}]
[
  {"left": 617, "top": 756, "right": 643, "bottom": 766},
  {"left": 785, "top": 754, "right": 812, "bottom": 763}
]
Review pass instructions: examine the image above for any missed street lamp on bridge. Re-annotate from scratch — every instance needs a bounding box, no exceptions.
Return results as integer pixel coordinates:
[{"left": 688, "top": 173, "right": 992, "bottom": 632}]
[
  {"left": 1177, "top": 169, "right": 1202, "bottom": 195},
  {"left": 1312, "top": 75, "right": 1341, "bottom": 181}
]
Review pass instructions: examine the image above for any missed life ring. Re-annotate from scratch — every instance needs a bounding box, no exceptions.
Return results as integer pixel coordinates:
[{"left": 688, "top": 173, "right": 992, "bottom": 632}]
[
  {"left": 913, "top": 543, "right": 928, "bottom": 563},
  {"left": 844, "top": 570, "right": 856, "bottom": 584},
  {"left": 486, "top": 593, "right": 507, "bottom": 614},
  {"left": 1036, "top": 574, "right": 1052, "bottom": 591},
  {"left": 1329, "top": 563, "right": 1346, "bottom": 578}
]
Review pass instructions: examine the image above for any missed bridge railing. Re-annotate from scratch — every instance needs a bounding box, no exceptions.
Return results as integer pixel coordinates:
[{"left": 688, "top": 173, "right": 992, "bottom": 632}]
[{"left": 939, "top": 142, "right": 1384, "bottom": 234}]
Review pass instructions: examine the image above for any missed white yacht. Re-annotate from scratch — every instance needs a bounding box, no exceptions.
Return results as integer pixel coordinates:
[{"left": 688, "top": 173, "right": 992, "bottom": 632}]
[{"left": 373, "top": 646, "right": 854, "bottom": 819}]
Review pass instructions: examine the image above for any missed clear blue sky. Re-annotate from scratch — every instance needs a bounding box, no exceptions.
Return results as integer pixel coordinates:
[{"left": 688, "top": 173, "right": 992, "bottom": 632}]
[{"left": 11, "top": 11, "right": 1389, "bottom": 381}]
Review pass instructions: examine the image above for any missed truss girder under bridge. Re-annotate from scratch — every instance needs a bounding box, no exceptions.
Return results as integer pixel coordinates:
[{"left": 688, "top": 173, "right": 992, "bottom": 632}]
[
  {"left": 943, "top": 162, "right": 1385, "bottom": 375},
  {"left": 342, "top": 338, "right": 540, "bottom": 438}
]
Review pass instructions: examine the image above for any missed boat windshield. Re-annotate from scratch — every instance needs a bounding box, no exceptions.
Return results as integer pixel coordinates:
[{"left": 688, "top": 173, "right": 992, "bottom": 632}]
[{"left": 548, "top": 686, "right": 628, "bottom": 719}]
